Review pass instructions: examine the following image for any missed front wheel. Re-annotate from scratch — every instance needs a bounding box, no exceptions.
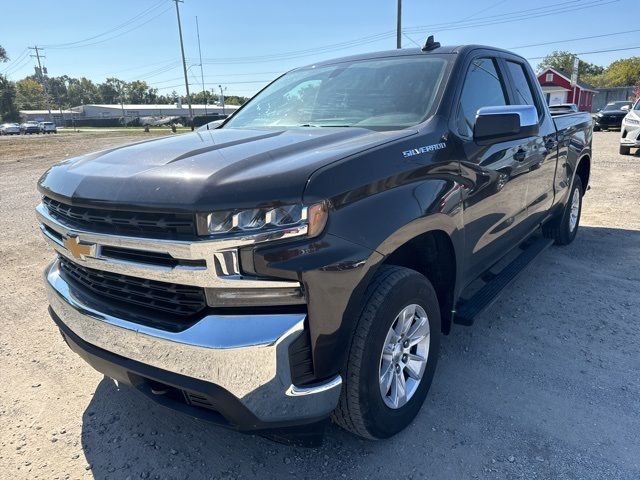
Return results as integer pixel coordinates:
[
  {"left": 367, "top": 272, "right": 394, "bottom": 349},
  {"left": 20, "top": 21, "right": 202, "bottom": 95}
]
[
  {"left": 620, "top": 145, "right": 631, "bottom": 155},
  {"left": 332, "top": 265, "right": 440, "bottom": 439}
]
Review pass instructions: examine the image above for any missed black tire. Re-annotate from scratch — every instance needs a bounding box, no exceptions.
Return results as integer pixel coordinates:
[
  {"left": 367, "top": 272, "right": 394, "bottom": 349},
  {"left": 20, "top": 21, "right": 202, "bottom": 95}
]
[
  {"left": 620, "top": 145, "right": 631, "bottom": 155},
  {"left": 332, "top": 265, "right": 441, "bottom": 439},
  {"left": 593, "top": 124, "right": 600, "bottom": 132},
  {"left": 543, "top": 176, "right": 583, "bottom": 246}
]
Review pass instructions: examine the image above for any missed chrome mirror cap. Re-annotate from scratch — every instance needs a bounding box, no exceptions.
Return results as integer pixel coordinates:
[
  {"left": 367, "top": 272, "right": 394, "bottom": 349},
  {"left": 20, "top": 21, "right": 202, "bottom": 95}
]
[{"left": 476, "top": 105, "right": 538, "bottom": 127}]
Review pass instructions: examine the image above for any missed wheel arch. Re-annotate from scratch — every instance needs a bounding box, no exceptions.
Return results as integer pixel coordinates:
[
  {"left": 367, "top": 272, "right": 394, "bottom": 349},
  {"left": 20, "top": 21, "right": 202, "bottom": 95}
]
[
  {"left": 575, "top": 153, "right": 591, "bottom": 192},
  {"left": 380, "top": 229, "right": 458, "bottom": 334}
]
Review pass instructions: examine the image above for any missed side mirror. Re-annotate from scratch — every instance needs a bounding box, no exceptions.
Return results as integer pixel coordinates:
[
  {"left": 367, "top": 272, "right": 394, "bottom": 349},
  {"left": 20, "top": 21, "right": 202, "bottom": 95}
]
[
  {"left": 621, "top": 105, "right": 630, "bottom": 111},
  {"left": 474, "top": 105, "right": 539, "bottom": 144}
]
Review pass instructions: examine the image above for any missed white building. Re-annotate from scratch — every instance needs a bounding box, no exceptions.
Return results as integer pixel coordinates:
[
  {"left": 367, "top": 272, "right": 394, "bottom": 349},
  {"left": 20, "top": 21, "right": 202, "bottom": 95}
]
[
  {"left": 74, "top": 103, "right": 239, "bottom": 119},
  {"left": 21, "top": 103, "right": 240, "bottom": 122}
]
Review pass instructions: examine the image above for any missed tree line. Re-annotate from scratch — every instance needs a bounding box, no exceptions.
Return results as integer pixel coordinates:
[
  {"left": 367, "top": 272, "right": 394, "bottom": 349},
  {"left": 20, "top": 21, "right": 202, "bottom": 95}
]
[
  {"left": 537, "top": 51, "right": 640, "bottom": 89},
  {"left": 0, "top": 45, "right": 249, "bottom": 122}
]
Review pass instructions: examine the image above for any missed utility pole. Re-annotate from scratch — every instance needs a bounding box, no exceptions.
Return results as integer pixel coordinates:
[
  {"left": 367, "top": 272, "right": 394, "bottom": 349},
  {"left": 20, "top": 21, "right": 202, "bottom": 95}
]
[
  {"left": 218, "top": 85, "right": 226, "bottom": 115},
  {"left": 173, "top": 0, "right": 194, "bottom": 130},
  {"left": 29, "top": 46, "right": 52, "bottom": 121},
  {"left": 396, "top": 0, "right": 402, "bottom": 49},
  {"left": 195, "top": 16, "right": 207, "bottom": 116},
  {"left": 119, "top": 83, "right": 127, "bottom": 127}
]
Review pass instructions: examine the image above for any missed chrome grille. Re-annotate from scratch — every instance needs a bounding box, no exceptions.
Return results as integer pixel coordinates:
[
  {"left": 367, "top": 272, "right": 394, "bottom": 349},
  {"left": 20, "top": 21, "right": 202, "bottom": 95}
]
[{"left": 43, "top": 196, "right": 196, "bottom": 238}]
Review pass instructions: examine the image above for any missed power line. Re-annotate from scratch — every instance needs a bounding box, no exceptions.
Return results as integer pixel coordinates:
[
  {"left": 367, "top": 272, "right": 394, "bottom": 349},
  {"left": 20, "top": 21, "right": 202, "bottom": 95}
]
[
  {"left": 147, "top": 71, "right": 283, "bottom": 86},
  {"left": 42, "top": 0, "right": 170, "bottom": 49},
  {"left": 525, "top": 45, "right": 640, "bottom": 61},
  {"left": 195, "top": 0, "right": 616, "bottom": 65},
  {"left": 457, "top": 0, "right": 510, "bottom": 22},
  {"left": 405, "top": 0, "right": 618, "bottom": 34},
  {"left": 45, "top": 5, "right": 173, "bottom": 50},
  {"left": 0, "top": 48, "right": 29, "bottom": 74},
  {"left": 508, "top": 28, "right": 640, "bottom": 50}
]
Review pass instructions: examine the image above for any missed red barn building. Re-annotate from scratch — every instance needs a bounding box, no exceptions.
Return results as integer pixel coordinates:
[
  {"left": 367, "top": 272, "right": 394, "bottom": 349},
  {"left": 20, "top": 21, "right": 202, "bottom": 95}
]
[{"left": 537, "top": 67, "right": 597, "bottom": 112}]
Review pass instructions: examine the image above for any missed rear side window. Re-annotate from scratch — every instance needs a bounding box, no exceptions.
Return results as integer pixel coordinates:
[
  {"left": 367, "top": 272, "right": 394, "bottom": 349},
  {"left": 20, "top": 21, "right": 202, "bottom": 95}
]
[
  {"left": 458, "top": 58, "right": 507, "bottom": 136},
  {"left": 506, "top": 61, "right": 539, "bottom": 116}
]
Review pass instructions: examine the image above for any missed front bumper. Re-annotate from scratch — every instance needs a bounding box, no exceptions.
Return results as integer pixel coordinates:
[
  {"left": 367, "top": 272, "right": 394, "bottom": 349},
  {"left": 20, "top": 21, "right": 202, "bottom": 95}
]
[
  {"left": 621, "top": 123, "right": 640, "bottom": 147},
  {"left": 45, "top": 259, "right": 342, "bottom": 429},
  {"left": 594, "top": 115, "right": 625, "bottom": 129}
]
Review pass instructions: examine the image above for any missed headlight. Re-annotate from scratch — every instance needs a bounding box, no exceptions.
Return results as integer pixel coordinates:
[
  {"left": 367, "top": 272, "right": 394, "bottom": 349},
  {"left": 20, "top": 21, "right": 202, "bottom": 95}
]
[
  {"left": 198, "top": 201, "right": 328, "bottom": 239},
  {"left": 624, "top": 117, "right": 640, "bottom": 126}
]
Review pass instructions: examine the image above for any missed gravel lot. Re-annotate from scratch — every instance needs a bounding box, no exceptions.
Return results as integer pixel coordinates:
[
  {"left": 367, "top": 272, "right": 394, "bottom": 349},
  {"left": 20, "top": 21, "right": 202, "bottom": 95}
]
[{"left": 1, "top": 130, "right": 639, "bottom": 479}]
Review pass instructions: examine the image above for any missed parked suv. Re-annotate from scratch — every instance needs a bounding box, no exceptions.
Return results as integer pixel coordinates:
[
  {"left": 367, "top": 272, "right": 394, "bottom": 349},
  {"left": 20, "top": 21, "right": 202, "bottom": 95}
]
[
  {"left": 620, "top": 98, "right": 640, "bottom": 155},
  {"left": 37, "top": 43, "right": 593, "bottom": 441},
  {"left": 39, "top": 121, "right": 57, "bottom": 134},
  {"left": 593, "top": 101, "right": 632, "bottom": 131}
]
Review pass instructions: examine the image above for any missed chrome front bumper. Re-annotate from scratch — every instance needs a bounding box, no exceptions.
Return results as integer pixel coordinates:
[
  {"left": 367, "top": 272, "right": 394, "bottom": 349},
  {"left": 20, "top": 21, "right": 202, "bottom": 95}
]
[{"left": 45, "top": 260, "right": 342, "bottom": 423}]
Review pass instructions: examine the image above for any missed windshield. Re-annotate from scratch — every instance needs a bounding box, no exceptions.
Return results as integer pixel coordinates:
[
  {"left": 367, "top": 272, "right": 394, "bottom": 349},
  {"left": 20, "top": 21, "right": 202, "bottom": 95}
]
[
  {"left": 224, "top": 55, "right": 450, "bottom": 130},
  {"left": 604, "top": 101, "right": 631, "bottom": 111},
  {"left": 634, "top": 100, "right": 640, "bottom": 111}
]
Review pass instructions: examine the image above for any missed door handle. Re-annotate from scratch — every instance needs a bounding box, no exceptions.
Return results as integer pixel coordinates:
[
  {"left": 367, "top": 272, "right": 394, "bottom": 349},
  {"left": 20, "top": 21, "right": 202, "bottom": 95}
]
[{"left": 513, "top": 149, "right": 526, "bottom": 162}]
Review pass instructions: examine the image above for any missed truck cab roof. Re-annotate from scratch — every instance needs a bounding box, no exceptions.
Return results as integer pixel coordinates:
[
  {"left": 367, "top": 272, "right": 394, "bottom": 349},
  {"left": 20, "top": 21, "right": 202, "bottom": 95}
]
[{"left": 304, "top": 44, "right": 525, "bottom": 69}]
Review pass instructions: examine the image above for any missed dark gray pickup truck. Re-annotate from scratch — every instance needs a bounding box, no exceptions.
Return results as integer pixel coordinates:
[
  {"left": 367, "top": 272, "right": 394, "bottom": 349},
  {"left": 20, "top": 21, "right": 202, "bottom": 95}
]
[{"left": 37, "top": 42, "right": 592, "bottom": 442}]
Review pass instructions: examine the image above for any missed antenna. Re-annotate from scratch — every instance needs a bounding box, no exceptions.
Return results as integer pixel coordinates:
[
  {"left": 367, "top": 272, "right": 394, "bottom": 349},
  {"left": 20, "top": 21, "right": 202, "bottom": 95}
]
[{"left": 422, "top": 35, "right": 441, "bottom": 52}]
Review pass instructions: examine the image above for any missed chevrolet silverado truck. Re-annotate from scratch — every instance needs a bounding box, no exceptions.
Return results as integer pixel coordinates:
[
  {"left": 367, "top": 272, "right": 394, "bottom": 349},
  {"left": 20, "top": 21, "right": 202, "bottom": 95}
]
[{"left": 37, "top": 42, "right": 592, "bottom": 442}]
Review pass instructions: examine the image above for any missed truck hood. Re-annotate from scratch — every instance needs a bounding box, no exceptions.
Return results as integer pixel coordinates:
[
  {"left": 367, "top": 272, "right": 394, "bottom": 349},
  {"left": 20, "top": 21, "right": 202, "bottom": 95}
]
[{"left": 38, "top": 127, "right": 415, "bottom": 212}]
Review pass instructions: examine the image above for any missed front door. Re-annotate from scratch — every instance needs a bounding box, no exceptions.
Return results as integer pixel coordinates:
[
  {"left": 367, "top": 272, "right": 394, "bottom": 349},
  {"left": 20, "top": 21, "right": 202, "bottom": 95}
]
[{"left": 455, "top": 56, "right": 541, "bottom": 281}]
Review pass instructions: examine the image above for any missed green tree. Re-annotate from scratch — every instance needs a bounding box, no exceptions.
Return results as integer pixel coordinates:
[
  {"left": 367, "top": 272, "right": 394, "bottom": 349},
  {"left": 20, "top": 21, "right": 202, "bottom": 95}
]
[
  {"left": 125, "top": 80, "right": 157, "bottom": 104},
  {"left": 0, "top": 44, "right": 20, "bottom": 121},
  {"left": 224, "top": 95, "right": 249, "bottom": 106},
  {"left": 190, "top": 90, "right": 218, "bottom": 105},
  {"left": 66, "top": 77, "right": 99, "bottom": 106},
  {"left": 537, "top": 50, "right": 604, "bottom": 78},
  {"left": 599, "top": 57, "right": 640, "bottom": 88},
  {"left": 0, "top": 75, "right": 20, "bottom": 121},
  {"left": 46, "top": 76, "right": 69, "bottom": 109},
  {"left": 98, "top": 77, "right": 126, "bottom": 104},
  {"left": 16, "top": 78, "right": 46, "bottom": 109}
]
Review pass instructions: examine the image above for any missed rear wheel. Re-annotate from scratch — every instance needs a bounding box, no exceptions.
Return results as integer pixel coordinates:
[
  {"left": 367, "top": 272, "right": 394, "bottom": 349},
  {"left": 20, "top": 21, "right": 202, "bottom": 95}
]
[
  {"left": 620, "top": 145, "right": 631, "bottom": 155},
  {"left": 543, "top": 176, "right": 583, "bottom": 246},
  {"left": 332, "top": 265, "right": 440, "bottom": 439}
]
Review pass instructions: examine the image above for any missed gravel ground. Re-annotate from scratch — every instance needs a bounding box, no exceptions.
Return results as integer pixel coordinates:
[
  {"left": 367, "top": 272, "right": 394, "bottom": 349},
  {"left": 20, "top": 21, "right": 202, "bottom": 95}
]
[{"left": 1, "top": 130, "right": 639, "bottom": 480}]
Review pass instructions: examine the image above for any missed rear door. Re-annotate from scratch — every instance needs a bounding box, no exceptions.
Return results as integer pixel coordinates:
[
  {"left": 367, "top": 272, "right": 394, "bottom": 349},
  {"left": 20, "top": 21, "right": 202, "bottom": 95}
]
[{"left": 501, "top": 57, "right": 558, "bottom": 228}]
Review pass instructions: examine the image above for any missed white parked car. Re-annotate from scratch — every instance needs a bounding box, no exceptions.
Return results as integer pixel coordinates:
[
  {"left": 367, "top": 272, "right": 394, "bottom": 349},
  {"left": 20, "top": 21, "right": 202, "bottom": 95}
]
[
  {"left": 0, "top": 123, "right": 21, "bottom": 135},
  {"left": 39, "top": 121, "right": 57, "bottom": 134},
  {"left": 620, "top": 99, "right": 640, "bottom": 155}
]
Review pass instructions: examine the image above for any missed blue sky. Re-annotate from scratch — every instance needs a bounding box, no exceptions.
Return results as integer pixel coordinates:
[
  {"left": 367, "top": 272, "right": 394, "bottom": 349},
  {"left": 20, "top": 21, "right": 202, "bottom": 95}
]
[{"left": 1, "top": 0, "right": 638, "bottom": 98}]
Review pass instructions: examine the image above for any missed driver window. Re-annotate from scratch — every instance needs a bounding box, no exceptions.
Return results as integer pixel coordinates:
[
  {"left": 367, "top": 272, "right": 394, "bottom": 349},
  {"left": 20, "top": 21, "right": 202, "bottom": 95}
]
[{"left": 458, "top": 58, "right": 507, "bottom": 137}]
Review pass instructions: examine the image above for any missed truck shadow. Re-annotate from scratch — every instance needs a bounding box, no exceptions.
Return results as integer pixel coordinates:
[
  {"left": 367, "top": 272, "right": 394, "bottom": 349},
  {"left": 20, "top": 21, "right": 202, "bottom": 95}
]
[{"left": 79, "top": 225, "right": 640, "bottom": 479}]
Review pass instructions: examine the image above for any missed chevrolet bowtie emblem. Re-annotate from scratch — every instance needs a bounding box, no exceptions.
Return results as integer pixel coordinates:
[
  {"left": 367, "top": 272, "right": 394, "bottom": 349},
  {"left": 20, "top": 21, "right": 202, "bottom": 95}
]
[{"left": 63, "top": 235, "right": 95, "bottom": 260}]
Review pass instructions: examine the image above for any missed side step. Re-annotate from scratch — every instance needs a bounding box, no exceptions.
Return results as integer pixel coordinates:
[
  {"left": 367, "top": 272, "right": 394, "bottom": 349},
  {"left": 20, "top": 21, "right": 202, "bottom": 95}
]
[{"left": 454, "top": 236, "right": 554, "bottom": 326}]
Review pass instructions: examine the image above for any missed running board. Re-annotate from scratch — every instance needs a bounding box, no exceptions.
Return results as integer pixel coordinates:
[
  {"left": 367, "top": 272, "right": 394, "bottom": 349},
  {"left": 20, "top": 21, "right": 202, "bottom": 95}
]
[{"left": 454, "top": 236, "right": 554, "bottom": 326}]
